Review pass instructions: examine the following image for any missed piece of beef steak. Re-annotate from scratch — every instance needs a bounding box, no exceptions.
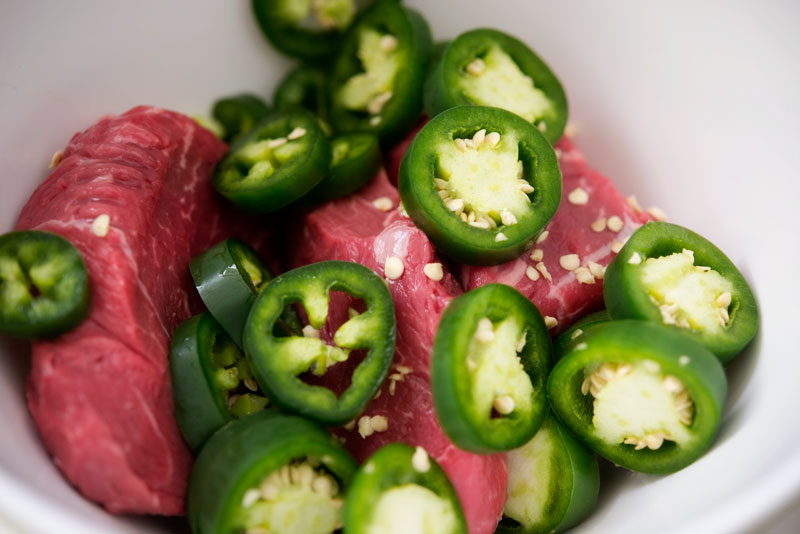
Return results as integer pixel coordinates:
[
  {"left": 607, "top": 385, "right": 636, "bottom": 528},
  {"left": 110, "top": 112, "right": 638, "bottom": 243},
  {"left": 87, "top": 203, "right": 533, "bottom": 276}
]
[
  {"left": 16, "top": 106, "right": 272, "bottom": 515},
  {"left": 461, "top": 137, "right": 653, "bottom": 335},
  {"left": 291, "top": 170, "right": 507, "bottom": 534}
]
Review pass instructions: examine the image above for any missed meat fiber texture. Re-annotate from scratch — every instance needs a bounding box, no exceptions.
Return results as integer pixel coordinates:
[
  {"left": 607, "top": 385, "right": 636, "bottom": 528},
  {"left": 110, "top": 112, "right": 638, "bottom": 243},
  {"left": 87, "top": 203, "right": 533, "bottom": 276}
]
[
  {"left": 16, "top": 106, "right": 273, "bottom": 515},
  {"left": 292, "top": 170, "right": 507, "bottom": 534},
  {"left": 461, "top": 137, "right": 653, "bottom": 335}
]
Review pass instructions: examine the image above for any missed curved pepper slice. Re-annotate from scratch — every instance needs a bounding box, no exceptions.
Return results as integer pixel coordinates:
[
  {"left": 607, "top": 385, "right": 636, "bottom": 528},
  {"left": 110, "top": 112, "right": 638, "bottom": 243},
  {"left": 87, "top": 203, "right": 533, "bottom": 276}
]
[
  {"left": 212, "top": 93, "right": 270, "bottom": 143},
  {"left": 425, "top": 28, "right": 568, "bottom": 144},
  {"left": 251, "top": 0, "right": 356, "bottom": 62},
  {"left": 498, "top": 411, "right": 600, "bottom": 534},
  {"left": 547, "top": 320, "right": 727, "bottom": 474},
  {"left": 399, "top": 105, "right": 561, "bottom": 265},
  {"left": 603, "top": 221, "right": 758, "bottom": 364},
  {"left": 213, "top": 109, "right": 331, "bottom": 214},
  {"left": 274, "top": 65, "right": 330, "bottom": 121},
  {"left": 188, "top": 411, "right": 357, "bottom": 534},
  {"left": 432, "top": 283, "right": 551, "bottom": 453},
  {"left": 0, "top": 230, "right": 89, "bottom": 339},
  {"left": 190, "top": 238, "right": 279, "bottom": 347},
  {"left": 303, "top": 132, "right": 381, "bottom": 204},
  {"left": 328, "top": 0, "right": 433, "bottom": 144},
  {"left": 244, "top": 260, "right": 396, "bottom": 426},
  {"left": 344, "top": 443, "right": 468, "bottom": 534},
  {"left": 169, "top": 312, "right": 268, "bottom": 450}
]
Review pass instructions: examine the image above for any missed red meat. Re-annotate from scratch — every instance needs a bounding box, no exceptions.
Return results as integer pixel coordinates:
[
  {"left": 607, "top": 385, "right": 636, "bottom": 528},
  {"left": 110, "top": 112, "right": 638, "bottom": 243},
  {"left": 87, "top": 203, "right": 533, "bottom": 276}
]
[
  {"left": 461, "top": 137, "right": 653, "bottom": 334},
  {"left": 384, "top": 118, "right": 426, "bottom": 186},
  {"left": 16, "top": 106, "right": 271, "bottom": 515},
  {"left": 292, "top": 170, "right": 507, "bottom": 534}
]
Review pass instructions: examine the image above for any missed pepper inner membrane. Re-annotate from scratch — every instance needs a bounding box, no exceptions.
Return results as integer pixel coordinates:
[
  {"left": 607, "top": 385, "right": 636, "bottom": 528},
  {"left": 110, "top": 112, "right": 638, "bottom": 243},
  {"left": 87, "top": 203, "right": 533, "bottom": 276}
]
[
  {"left": 209, "top": 329, "right": 269, "bottom": 418},
  {"left": 434, "top": 129, "right": 533, "bottom": 233},
  {"left": 581, "top": 360, "right": 694, "bottom": 450},
  {"left": 337, "top": 28, "right": 401, "bottom": 124},
  {"left": 366, "top": 484, "right": 461, "bottom": 534},
  {"left": 0, "top": 240, "right": 82, "bottom": 320},
  {"left": 292, "top": 292, "right": 369, "bottom": 396},
  {"left": 222, "top": 131, "right": 309, "bottom": 186},
  {"left": 457, "top": 45, "right": 553, "bottom": 131},
  {"left": 234, "top": 457, "right": 344, "bottom": 534},
  {"left": 637, "top": 248, "right": 734, "bottom": 333},
  {"left": 277, "top": 0, "right": 355, "bottom": 31},
  {"left": 466, "top": 315, "right": 533, "bottom": 420}
]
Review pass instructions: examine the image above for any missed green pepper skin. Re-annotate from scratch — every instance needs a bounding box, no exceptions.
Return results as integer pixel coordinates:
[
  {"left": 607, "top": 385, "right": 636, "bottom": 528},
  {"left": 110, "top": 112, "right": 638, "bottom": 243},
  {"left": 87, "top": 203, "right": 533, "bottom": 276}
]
[
  {"left": 432, "top": 284, "right": 551, "bottom": 453},
  {"left": 547, "top": 320, "right": 727, "bottom": 474},
  {"left": 302, "top": 132, "right": 381, "bottom": 204},
  {"left": 603, "top": 222, "right": 758, "bottom": 364},
  {"left": 552, "top": 310, "right": 610, "bottom": 360},
  {"left": 187, "top": 411, "right": 357, "bottom": 533},
  {"left": 212, "top": 94, "right": 270, "bottom": 144},
  {"left": 212, "top": 109, "right": 331, "bottom": 215},
  {"left": 399, "top": 106, "right": 561, "bottom": 265},
  {"left": 190, "top": 238, "right": 273, "bottom": 348},
  {"left": 497, "top": 412, "right": 599, "bottom": 534},
  {"left": 424, "top": 28, "right": 568, "bottom": 144},
  {"left": 0, "top": 230, "right": 89, "bottom": 339},
  {"left": 274, "top": 65, "right": 330, "bottom": 120},
  {"left": 328, "top": 0, "right": 433, "bottom": 145},
  {"left": 344, "top": 443, "right": 468, "bottom": 534},
  {"left": 251, "top": 0, "right": 348, "bottom": 62},
  {"left": 169, "top": 313, "right": 235, "bottom": 450},
  {"left": 244, "top": 261, "right": 396, "bottom": 426}
]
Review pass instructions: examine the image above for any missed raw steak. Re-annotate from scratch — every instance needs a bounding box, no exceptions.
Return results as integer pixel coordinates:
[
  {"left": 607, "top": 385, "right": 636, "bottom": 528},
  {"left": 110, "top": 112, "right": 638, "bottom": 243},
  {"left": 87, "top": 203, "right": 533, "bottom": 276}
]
[
  {"left": 292, "top": 170, "right": 507, "bottom": 534},
  {"left": 16, "top": 106, "right": 270, "bottom": 515},
  {"left": 461, "top": 137, "right": 653, "bottom": 334},
  {"left": 384, "top": 118, "right": 425, "bottom": 186}
]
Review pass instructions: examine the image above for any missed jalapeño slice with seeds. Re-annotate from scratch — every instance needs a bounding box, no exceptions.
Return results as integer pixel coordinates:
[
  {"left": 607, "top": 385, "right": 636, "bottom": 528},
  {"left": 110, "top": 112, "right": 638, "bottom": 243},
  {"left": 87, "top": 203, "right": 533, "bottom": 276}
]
[
  {"left": 432, "top": 283, "right": 551, "bottom": 453},
  {"left": 344, "top": 443, "right": 468, "bottom": 534},
  {"left": 399, "top": 106, "right": 561, "bottom": 265},
  {"left": 0, "top": 230, "right": 89, "bottom": 339},
  {"left": 211, "top": 93, "right": 270, "bottom": 144},
  {"left": 603, "top": 222, "right": 758, "bottom": 364},
  {"left": 251, "top": 0, "right": 357, "bottom": 62},
  {"left": 425, "top": 28, "right": 568, "bottom": 144},
  {"left": 190, "top": 238, "right": 278, "bottom": 348},
  {"left": 302, "top": 132, "right": 381, "bottom": 205},
  {"left": 547, "top": 320, "right": 726, "bottom": 474},
  {"left": 169, "top": 313, "right": 269, "bottom": 451},
  {"left": 498, "top": 411, "right": 600, "bottom": 534},
  {"left": 328, "top": 0, "right": 433, "bottom": 144},
  {"left": 244, "top": 261, "right": 396, "bottom": 426},
  {"left": 187, "top": 411, "right": 358, "bottom": 534},
  {"left": 212, "top": 109, "right": 331, "bottom": 214}
]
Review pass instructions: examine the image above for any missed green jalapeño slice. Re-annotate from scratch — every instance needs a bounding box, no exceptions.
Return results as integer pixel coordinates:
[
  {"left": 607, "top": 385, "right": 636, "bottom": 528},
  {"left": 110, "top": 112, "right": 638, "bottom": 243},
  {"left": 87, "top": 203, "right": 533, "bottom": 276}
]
[
  {"left": 0, "top": 230, "right": 90, "bottom": 339},
  {"left": 244, "top": 261, "right": 396, "bottom": 426},
  {"left": 399, "top": 106, "right": 561, "bottom": 265},
  {"left": 498, "top": 411, "right": 600, "bottom": 534},
  {"left": 252, "top": 0, "right": 357, "bottom": 62},
  {"left": 432, "top": 283, "right": 551, "bottom": 453},
  {"left": 603, "top": 222, "right": 759, "bottom": 364},
  {"left": 425, "top": 28, "right": 568, "bottom": 144},
  {"left": 274, "top": 65, "right": 330, "bottom": 121},
  {"left": 169, "top": 312, "right": 269, "bottom": 451},
  {"left": 212, "top": 93, "right": 270, "bottom": 144},
  {"left": 213, "top": 109, "right": 331, "bottom": 214},
  {"left": 344, "top": 443, "right": 468, "bottom": 534},
  {"left": 302, "top": 132, "right": 381, "bottom": 205},
  {"left": 328, "top": 0, "right": 433, "bottom": 144},
  {"left": 547, "top": 320, "right": 727, "bottom": 474},
  {"left": 188, "top": 411, "right": 358, "bottom": 534}
]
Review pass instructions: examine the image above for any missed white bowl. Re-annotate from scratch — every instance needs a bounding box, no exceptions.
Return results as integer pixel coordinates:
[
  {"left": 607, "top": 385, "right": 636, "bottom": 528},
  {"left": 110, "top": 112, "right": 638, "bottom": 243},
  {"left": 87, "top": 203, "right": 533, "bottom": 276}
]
[{"left": 1, "top": 1, "right": 798, "bottom": 532}]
